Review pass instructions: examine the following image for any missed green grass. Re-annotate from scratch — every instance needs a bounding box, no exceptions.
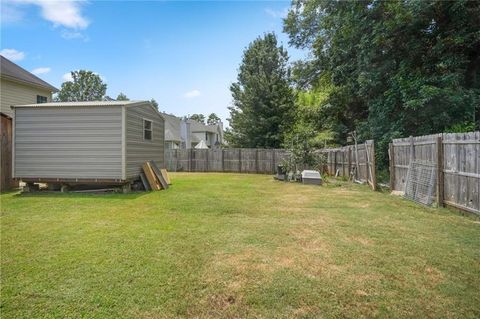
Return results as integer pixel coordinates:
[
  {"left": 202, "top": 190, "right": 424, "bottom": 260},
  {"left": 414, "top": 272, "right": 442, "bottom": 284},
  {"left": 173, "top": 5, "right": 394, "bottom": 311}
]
[{"left": 1, "top": 173, "right": 479, "bottom": 318}]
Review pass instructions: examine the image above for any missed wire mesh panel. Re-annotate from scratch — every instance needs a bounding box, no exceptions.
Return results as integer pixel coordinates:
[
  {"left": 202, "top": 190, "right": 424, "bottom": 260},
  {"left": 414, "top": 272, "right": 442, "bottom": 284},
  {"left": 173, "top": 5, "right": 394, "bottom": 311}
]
[{"left": 404, "top": 160, "right": 437, "bottom": 206}]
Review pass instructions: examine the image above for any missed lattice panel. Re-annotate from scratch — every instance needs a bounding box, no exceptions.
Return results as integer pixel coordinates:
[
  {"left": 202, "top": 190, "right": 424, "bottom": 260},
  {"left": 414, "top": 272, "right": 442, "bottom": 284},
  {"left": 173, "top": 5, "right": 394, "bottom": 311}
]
[{"left": 404, "top": 161, "right": 437, "bottom": 206}]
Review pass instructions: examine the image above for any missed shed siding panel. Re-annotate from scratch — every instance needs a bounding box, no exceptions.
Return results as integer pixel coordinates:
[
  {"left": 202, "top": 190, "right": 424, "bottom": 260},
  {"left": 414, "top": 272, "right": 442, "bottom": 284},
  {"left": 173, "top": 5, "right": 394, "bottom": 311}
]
[
  {"left": 1, "top": 79, "right": 52, "bottom": 118},
  {"left": 14, "top": 106, "right": 122, "bottom": 179},
  {"left": 126, "top": 104, "right": 164, "bottom": 178}
]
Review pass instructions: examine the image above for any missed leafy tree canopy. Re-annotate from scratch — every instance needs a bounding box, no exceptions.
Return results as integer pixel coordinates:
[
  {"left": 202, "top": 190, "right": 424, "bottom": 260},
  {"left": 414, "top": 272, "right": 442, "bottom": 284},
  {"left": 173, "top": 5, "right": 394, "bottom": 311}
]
[
  {"left": 284, "top": 0, "right": 480, "bottom": 167},
  {"left": 56, "top": 70, "right": 107, "bottom": 102},
  {"left": 189, "top": 114, "right": 206, "bottom": 124},
  {"left": 116, "top": 92, "right": 129, "bottom": 101},
  {"left": 227, "top": 32, "right": 296, "bottom": 148},
  {"left": 207, "top": 113, "right": 221, "bottom": 125},
  {"left": 150, "top": 98, "right": 159, "bottom": 110}
]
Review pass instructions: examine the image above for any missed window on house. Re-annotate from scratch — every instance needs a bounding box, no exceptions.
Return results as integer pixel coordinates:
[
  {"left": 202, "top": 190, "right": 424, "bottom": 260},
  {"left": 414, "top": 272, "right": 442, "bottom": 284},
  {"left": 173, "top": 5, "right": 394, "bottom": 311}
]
[
  {"left": 36, "top": 95, "right": 47, "bottom": 103},
  {"left": 205, "top": 132, "right": 208, "bottom": 141},
  {"left": 144, "top": 119, "right": 152, "bottom": 140}
]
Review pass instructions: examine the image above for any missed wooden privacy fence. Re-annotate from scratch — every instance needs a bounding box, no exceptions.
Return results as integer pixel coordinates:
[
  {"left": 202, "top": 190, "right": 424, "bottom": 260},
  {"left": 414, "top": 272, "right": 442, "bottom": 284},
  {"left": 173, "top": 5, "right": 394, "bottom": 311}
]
[
  {"left": 1, "top": 114, "right": 17, "bottom": 192},
  {"left": 320, "top": 140, "right": 377, "bottom": 190},
  {"left": 165, "top": 148, "right": 291, "bottom": 174},
  {"left": 389, "top": 131, "right": 480, "bottom": 214}
]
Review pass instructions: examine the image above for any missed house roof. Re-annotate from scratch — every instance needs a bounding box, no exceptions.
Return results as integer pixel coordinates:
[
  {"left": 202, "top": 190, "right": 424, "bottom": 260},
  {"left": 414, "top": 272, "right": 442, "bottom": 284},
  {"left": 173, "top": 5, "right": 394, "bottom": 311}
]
[
  {"left": 1, "top": 55, "right": 58, "bottom": 92},
  {"left": 195, "top": 140, "right": 209, "bottom": 149},
  {"left": 187, "top": 119, "right": 220, "bottom": 133},
  {"left": 161, "top": 112, "right": 182, "bottom": 142}
]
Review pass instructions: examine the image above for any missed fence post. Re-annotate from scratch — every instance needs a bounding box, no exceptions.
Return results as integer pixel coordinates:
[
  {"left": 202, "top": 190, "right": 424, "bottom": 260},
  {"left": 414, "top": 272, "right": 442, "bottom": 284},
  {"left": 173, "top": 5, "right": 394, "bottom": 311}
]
[
  {"left": 371, "top": 142, "right": 377, "bottom": 191},
  {"left": 334, "top": 151, "right": 337, "bottom": 176},
  {"left": 409, "top": 135, "right": 415, "bottom": 164},
  {"left": 364, "top": 143, "right": 369, "bottom": 182},
  {"left": 347, "top": 148, "right": 350, "bottom": 176},
  {"left": 272, "top": 149, "right": 276, "bottom": 174},
  {"left": 173, "top": 149, "right": 178, "bottom": 172},
  {"left": 222, "top": 149, "right": 225, "bottom": 172},
  {"left": 389, "top": 143, "right": 395, "bottom": 191},
  {"left": 255, "top": 149, "right": 259, "bottom": 174},
  {"left": 238, "top": 149, "right": 242, "bottom": 173},
  {"left": 190, "top": 148, "right": 194, "bottom": 172},
  {"left": 436, "top": 136, "right": 444, "bottom": 207},
  {"left": 206, "top": 149, "right": 209, "bottom": 172}
]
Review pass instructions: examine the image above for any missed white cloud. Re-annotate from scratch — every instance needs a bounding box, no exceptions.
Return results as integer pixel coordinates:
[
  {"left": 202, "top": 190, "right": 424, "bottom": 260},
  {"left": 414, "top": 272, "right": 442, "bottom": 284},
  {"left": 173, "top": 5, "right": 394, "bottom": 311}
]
[
  {"left": 0, "top": 48, "right": 25, "bottom": 61},
  {"left": 265, "top": 7, "right": 288, "bottom": 19},
  {"left": 31, "top": 67, "right": 51, "bottom": 75},
  {"left": 7, "top": 0, "right": 89, "bottom": 29},
  {"left": 184, "top": 89, "right": 201, "bottom": 98},
  {"left": 62, "top": 72, "right": 73, "bottom": 82}
]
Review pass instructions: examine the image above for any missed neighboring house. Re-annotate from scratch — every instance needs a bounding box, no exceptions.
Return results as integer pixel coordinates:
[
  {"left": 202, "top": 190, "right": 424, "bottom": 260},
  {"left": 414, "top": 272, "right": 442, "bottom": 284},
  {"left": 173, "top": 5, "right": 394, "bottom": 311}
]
[
  {"left": 0, "top": 55, "right": 58, "bottom": 118},
  {"left": 12, "top": 101, "right": 165, "bottom": 190},
  {"left": 162, "top": 113, "right": 184, "bottom": 149},
  {"left": 188, "top": 119, "right": 224, "bottom": 148},
  {"left": 162, "top": 113, "right": 224, "bottom": 149},
  {"left": 0, "top": 55, "right": 58, "bottom": 191}
]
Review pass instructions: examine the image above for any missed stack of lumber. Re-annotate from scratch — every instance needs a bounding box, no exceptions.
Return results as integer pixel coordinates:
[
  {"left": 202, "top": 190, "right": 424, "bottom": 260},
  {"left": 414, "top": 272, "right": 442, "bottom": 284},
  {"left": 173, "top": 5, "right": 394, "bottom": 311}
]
[{"left": 141, "top": 161, "right": 171, "bottom": 191}]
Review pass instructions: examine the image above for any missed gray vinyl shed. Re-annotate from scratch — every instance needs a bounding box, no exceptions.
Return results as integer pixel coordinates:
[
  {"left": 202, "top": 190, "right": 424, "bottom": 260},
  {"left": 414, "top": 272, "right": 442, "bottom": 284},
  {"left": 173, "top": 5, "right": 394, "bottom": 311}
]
[{"left": 12, "top": 100, "right": 165, "bottom": 185}]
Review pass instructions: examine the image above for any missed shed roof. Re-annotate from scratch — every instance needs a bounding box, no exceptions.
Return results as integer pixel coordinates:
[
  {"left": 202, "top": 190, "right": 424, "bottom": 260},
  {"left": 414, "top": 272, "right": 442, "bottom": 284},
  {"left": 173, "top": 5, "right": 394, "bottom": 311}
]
[
  {"left": 11, "top": 100, "right": 165, "bottom": 121},
  {"left": 12, "top": 100, "right": 146, "bottom": 108},
  {"left": 1, "top": 55, "right": 58, "bottom": 92}
]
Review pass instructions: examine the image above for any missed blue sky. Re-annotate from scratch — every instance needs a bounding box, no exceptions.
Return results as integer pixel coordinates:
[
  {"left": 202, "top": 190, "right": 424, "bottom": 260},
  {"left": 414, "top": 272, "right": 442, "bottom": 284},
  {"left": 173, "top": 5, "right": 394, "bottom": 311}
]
[{"left": 1, "top": 0, "right": 305, "bottom": 123}]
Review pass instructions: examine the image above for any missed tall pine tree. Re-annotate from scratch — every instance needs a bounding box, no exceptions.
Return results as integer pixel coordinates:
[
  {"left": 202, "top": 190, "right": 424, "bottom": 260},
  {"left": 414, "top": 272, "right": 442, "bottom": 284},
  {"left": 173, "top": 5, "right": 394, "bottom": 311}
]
[{"left": 227, "top": 33, "right": 295, "bottom": 148}]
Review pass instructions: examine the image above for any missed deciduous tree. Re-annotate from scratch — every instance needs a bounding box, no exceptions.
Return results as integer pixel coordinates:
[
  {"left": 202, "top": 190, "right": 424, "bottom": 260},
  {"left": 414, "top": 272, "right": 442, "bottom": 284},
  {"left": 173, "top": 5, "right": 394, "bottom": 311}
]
[
  {"left": 284, "top": 0, "right": 480, "bottom": 166},
  {"left": 207, "top": 113, "right": 221, "bottom": 125},
  {"left": 116, "top": 92, "right": 129, "bottom": 101},
  {"left": 189, "top": 114, "right": 205, "bottom": 124},
  {"left": 56, "top": 70, "right": 107, "bottom": 102}
]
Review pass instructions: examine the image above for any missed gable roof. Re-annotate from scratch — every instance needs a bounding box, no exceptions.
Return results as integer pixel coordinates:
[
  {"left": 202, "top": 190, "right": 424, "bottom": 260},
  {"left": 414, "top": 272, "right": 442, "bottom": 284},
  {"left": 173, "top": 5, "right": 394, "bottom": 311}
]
[
  {"left": 161, "top": 112, "right": 182, "bottom": 142},
  {"left": 187, "top": 119, "right": 221, "bottom": 133},
  {"left": 1, "top": 55, "right": 58, "bottom": 92},
  {"left": 12, "top": 100, "right": 165, "bottom": 121}
]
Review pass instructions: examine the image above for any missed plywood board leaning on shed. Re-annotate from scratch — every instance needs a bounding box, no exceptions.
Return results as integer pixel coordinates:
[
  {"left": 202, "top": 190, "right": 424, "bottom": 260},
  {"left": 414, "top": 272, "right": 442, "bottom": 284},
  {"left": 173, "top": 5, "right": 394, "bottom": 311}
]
[
  {"left": 139, "top": 172, "right": 151, "bottom": 191},
  {"left": 142, "top": 162, "right": 161, "bottom": 190},
  {"left": 160, "top": 169, "right": 171, "bottom": 185},
  {"left": 149, "top": 161, "right": 168, "bottom": 189}
]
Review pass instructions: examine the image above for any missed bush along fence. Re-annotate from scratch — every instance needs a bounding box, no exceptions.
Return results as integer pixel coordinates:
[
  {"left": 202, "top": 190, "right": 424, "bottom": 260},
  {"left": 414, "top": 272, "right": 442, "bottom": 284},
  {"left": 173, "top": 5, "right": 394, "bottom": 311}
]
[
  {"left": 165, "top": 148, "right": 291, "bottom": 174},
  {"left": 319, "top": 140, "right": 377, "bottom": 190},
  {"left": 389, "top": 131, "right": 480, "bottom": 215}
]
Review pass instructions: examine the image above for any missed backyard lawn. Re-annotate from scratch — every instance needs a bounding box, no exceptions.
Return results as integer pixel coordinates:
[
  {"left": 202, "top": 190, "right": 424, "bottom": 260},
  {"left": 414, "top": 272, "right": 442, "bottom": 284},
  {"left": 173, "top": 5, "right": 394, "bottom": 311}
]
[{"left": 1, "top": 173, "right": 479, "bottom": 318}]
